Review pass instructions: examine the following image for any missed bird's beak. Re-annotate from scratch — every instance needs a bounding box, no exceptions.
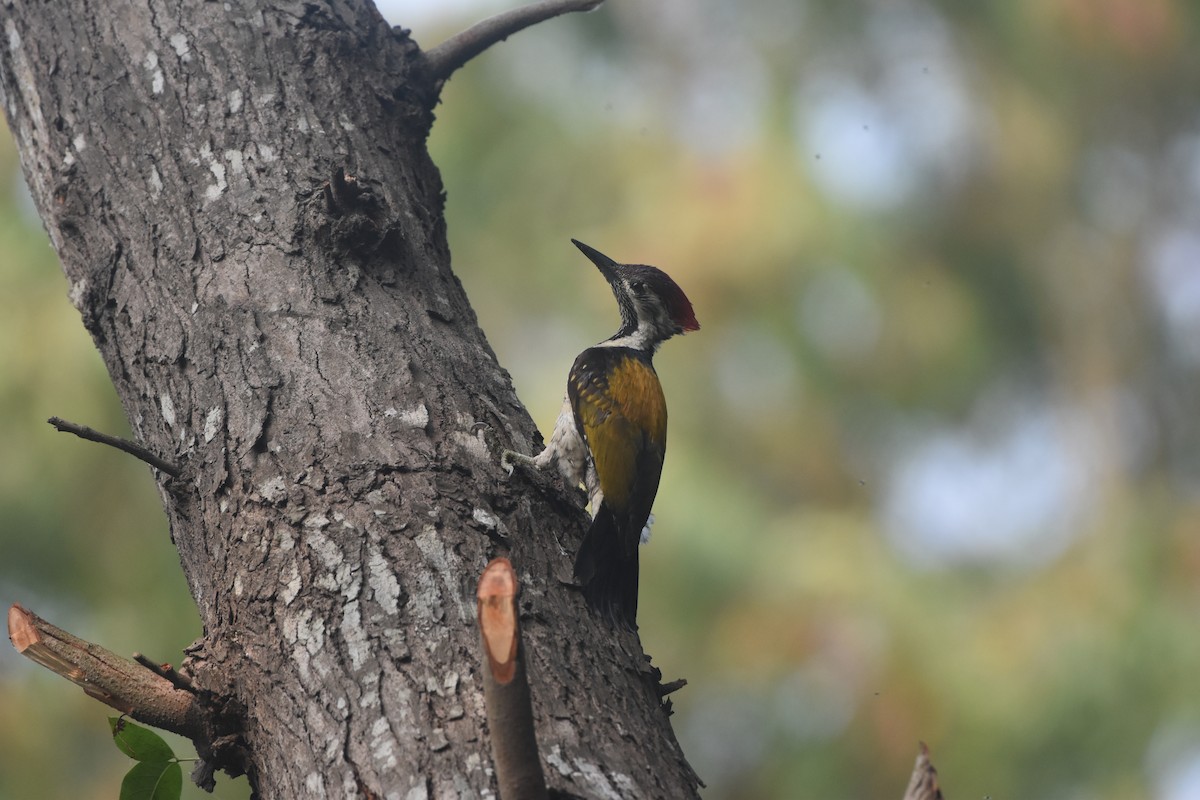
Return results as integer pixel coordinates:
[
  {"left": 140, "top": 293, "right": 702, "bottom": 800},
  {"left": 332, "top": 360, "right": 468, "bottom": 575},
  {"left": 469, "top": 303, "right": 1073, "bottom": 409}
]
[{"left": 571, "top": 239, "right": 619, "bottom": 283}]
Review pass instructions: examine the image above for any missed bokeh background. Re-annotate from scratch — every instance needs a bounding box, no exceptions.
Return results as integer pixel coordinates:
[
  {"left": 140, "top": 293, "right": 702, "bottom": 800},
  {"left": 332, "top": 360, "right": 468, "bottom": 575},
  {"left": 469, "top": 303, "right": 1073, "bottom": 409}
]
[{"left": 4, "top": 1, "right": 1200, "bottom": 797}]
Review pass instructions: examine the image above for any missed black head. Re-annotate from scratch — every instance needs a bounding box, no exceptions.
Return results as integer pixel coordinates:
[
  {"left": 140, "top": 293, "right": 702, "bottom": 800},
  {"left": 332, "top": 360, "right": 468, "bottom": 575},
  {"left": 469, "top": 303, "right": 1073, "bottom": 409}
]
[{"left": 572, "top": 239, "right": 699, "bottom": 349}]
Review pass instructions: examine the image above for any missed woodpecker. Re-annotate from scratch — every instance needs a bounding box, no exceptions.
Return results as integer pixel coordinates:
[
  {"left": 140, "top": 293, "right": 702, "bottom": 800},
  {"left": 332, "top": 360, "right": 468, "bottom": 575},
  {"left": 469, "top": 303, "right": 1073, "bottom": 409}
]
[{"left": 502, "top": 239, "right": 699, "bottom": 627}]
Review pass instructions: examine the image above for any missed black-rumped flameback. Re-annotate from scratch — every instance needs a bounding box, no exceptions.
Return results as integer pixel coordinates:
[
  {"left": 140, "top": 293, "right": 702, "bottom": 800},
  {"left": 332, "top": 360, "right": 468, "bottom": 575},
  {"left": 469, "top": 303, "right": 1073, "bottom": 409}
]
[{"left": 502, "top": 240, "right": 699, "bottom": 627}]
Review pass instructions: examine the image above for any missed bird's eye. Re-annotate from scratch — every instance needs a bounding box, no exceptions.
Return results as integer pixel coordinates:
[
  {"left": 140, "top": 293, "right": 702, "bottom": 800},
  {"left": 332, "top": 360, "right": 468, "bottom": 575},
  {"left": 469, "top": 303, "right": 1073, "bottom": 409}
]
[{"left": 630, "top": 280, "right": 646, "bottom": 295}]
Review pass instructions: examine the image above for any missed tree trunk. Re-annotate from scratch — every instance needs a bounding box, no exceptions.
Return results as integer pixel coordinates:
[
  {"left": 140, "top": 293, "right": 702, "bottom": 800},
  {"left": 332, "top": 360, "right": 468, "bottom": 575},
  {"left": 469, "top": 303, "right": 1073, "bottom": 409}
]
[{"left": 0, "top": 1, "right": 699, "bottom": 797}]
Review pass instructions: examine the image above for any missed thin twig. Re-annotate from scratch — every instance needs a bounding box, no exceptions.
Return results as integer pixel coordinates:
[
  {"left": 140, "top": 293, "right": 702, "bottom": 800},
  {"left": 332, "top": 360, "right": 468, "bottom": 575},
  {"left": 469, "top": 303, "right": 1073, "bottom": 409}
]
[
  {"left": 47, "top": 416, "right": 182, "bottom": 477},
  {"left": 133, "top": 652, "right": 196, "bottom": 692},
  {"left": 423, "top": 0, "right": 605, "bottom": 82}
]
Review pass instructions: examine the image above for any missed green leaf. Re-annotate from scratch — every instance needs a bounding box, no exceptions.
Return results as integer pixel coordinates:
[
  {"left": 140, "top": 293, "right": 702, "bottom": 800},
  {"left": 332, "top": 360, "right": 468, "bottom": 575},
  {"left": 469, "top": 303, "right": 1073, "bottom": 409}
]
[
  {"left": 119, "top": 759, "right": 183, "bottom": 800},
  {"left": 108, "top": 717, "right": 176, "bottom": 763}
]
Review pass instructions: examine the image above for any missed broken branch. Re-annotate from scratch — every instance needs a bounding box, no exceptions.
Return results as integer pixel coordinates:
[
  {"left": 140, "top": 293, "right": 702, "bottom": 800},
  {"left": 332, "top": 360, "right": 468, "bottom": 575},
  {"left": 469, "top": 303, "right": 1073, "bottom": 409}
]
[
  {"left": 7, "top": 604, "right": 205, "bottom": 740},
  {"left": 423, "top": 0, "right": 605, "bottom": 82},
  {"left": 47, "top": 416, "right": 182, "bottom": 477}
]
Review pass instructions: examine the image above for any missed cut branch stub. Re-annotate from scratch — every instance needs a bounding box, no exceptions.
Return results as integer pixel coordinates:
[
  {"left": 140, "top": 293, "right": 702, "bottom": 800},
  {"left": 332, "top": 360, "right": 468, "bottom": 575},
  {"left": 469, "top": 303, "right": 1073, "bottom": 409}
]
[
  {"left": 478, "top": 557, "right": 520, "bottom": 684},
  {"left": 476, "top": 559, "right": 547, "bottom": 800},
  {"left": 902, "top": 741, "right": 946, "bottom": 800}
]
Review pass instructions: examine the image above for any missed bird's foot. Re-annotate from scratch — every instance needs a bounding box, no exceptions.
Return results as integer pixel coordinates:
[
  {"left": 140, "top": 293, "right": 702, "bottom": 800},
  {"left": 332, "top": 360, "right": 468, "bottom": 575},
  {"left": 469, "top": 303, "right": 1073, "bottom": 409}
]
[{"left": 500, "top": 449, "right": 532, "bottom": 476}]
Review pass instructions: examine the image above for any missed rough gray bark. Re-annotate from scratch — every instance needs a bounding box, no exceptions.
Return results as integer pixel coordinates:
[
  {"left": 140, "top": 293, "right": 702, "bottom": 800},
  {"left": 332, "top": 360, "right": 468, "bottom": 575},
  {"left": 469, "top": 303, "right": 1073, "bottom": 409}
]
[{"left": 0, "top": 1, "right": 700, "bottom": 797}]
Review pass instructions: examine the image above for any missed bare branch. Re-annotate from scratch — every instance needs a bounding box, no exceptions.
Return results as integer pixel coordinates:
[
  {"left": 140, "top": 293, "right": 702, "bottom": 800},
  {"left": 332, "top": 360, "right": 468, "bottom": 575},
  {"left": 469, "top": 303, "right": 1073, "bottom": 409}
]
[
  {"left": 47, "top": 416, "right": 182, "bottom": 477},
  {"left": 7, "top": 604, "right": 206, "bottom": 739},
  {"left": 423, "top": 0, "right": 605, "bottom": 82},
  {"left": 477, "top": 558, "right": 547, "bottom": 800},
  {"left": 902, "top": 742, "right": 945, "bottom": 800}
]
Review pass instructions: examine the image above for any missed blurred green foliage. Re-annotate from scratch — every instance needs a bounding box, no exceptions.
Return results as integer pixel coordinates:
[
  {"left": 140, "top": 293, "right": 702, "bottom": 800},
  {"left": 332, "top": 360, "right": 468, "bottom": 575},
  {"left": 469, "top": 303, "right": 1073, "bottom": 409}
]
[{"left": 5, "top": 1, "right": 1200, "bottom": 797}]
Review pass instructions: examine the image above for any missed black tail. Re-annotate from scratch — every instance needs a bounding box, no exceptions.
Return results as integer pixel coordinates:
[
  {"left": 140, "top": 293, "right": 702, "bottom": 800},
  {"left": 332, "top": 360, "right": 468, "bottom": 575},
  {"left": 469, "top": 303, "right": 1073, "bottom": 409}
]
[{"left": 573, "top": 504, "right": 640, "bottom": 628}]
